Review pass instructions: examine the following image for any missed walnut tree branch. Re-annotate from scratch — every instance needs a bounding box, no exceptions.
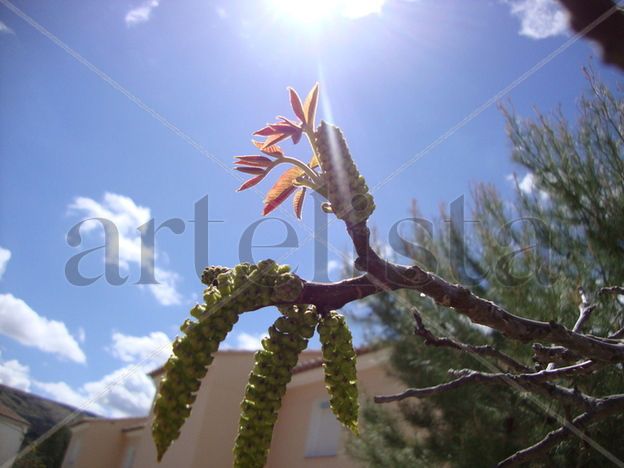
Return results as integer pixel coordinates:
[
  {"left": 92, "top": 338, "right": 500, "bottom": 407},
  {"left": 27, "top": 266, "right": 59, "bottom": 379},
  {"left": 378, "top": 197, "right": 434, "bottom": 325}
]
[
  {"left": 497, "top": 394, "right": 624, "bottom": 467},
  {"left": 373, "top": 368, "right": 596, "bottom": 409},
  {"left": 329, "top": 220, "right": 624, "bottom": 363},
  {"left": 557, "top": 0, "right": 624, "bottom": 71},
  {"left": 411, "top": 308, "right": 531, "bottom": 373},
  {"left": 572, "top": 287, "right": 596, "bottom": 333}
]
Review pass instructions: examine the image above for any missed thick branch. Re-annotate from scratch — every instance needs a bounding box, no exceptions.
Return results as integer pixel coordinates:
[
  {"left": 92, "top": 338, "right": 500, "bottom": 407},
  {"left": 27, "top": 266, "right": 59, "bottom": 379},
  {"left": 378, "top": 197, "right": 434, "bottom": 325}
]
[
  {"left": 337, "top": 221, "right": 624, "bottom": 363},
  {"left": 498, "top": 394, "right": 624, "bottom": 467},
  {"left": 557, "top": 0, "right": 624, "bottom": 71}
]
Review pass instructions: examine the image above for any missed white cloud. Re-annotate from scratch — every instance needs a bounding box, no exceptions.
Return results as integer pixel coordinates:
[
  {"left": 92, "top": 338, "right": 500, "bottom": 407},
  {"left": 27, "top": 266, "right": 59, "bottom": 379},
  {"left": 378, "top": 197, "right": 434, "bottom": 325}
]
[
  {"left": 68, "top": 193, "right": 183, "bottom": 306},
  {"left": 231, "top": 332, "right": 267, "bottom": 351},
  {"left": 34, "top": 331, "right": 172, "bottom": 417},
  {"left": 327, "top": 260, "right": 341, "bottom": 276},
  {"left": 0, "top": 247, "right": 11, "bottom": 280},
  {"left": 508, "top": 172, "right": 550, "bottom": 202},
  {"left": 504, "top": 0, "right": 568, "bottom": 39},
  {"left": 0, "top": 293, "right": 86, "bottom": 363},
  {"left": 0, "top": 355, "right": 31, "bottom": 391},
  {"left": 518, "top": 172, "right": 535, "bottom": 193},
  {"left": 109, "top": 331, "right": 172, "bottom": 368},
  {"left": 77, "top": 327, "right": 86, "bottom": 344},
  {"left": 81, "top": 366, "right": 156, "bottom": 417},
  {"left": 125, "top": 0, "right": 160, "bottom": 26},
  {"left": 34, "top": 381, "right": 99, "bottom": 413},
  {"left": 0, "top": 21, "right": 14, "bottom": 35},
  {"left": 146, "top": 268, "right": 182, "bottom": 306},
  {"left": 34, "top": 370, "right": 156, "bottom": 418}
]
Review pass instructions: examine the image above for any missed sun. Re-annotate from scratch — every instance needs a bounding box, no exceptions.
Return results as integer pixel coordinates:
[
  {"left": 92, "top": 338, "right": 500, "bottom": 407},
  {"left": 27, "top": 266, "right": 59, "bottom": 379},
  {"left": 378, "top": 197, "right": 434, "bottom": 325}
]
[{"left": 269, "top": 0, "right": 385, "bottom": 24}]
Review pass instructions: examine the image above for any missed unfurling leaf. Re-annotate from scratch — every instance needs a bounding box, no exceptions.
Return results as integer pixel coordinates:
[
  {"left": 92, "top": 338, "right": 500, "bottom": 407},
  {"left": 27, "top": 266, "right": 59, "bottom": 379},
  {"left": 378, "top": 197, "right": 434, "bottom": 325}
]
[
  {"left": 293, "top": 188, "right": 306, "bottom": 219},
  {"left": 262, "top": 133, "right": 291, "bottom": 149},
  {"left": 288, "top": 87, "right": 306, "bottom": 124},
  {"left": 235, "top": 166, "right": 265, "bottom": 175},
  {"left": 263, "top": 186, "right": 296, "bottom": 216},
  {"left": 237, "top": 174, "right": 265, "bottom": 192},
  {"left": 234, "top": 155, "right": 272, "bottom": 167},
  {"left": 262, "top": 167, "right": 304, "bottom": 215},
  {"left": 253, "top": 126, "right": 277, "bottom": 137},
  {"left": 252, "top": 140, "right": 283, "bottom": 158},
  {"left": 303, "top": 83, "right": 319, "bottom": 130}
]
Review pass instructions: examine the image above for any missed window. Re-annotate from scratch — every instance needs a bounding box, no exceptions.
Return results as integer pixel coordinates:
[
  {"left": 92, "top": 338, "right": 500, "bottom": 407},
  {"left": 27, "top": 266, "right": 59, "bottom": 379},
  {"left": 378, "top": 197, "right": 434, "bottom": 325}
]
[
  {"left": 122, "top": 446, "right": 136, "bottom": 468},
  {"left": 66, "top": 438, "right": 81, "bottom": 466},
  {"left": 304, "top": 400, "right": 341, "bottom": 457}
]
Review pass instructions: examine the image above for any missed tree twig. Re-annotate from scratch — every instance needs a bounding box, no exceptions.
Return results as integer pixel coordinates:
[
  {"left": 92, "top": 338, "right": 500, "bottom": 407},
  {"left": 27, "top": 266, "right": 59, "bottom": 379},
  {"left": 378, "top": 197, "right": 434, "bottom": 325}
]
[
  {"left": 412, "top": 309, "right": 531, "bottom": 373},
  {"left": 600, "top": 285, "right": 624, "bottom": 296},
  {"left": 573, "top": 287, "right": 596, "bottom": 333},
  {"left": 374, "top": 368, "right": 596, "bottom": 409},
  {"left": 497, "top": 394, "right": 624, "bottom": 467}
]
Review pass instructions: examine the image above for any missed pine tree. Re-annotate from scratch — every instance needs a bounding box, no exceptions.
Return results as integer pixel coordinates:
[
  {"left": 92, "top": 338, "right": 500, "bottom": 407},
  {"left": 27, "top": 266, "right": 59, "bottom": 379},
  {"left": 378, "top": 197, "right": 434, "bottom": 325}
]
[{"left": 347, "top": 69, "right": 624, "bottom": 467}]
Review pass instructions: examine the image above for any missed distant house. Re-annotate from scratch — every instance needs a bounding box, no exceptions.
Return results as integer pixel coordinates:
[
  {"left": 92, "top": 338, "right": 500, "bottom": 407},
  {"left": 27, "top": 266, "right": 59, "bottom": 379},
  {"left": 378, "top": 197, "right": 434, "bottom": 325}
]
[
  {"left": 0, "top": 383, "right": 98, "bottom": 467},
  {"left": 0, "top": 402, "right": 30, "bottom": 465},
  {"left": 61, "top": 348, "right": 401, "bottom": 467}
]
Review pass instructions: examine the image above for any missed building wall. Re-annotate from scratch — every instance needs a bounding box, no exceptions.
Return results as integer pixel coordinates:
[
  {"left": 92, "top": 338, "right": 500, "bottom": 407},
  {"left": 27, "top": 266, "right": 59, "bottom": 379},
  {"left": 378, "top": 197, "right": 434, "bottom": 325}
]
[
  {"left": 266, "top": 350, "right": 403, "bottom": 468},
  {"left": 61, "top": 418, "right": 145, "bottom": 468},
  {"left": 133, "top": 352, "right": 259, "bottom": 468},
  {"left": 66, "top": 349, "right": 402, "bottom": 468},
  {"left": 0, "top": 417, "right": 28, "bottom": 465}
]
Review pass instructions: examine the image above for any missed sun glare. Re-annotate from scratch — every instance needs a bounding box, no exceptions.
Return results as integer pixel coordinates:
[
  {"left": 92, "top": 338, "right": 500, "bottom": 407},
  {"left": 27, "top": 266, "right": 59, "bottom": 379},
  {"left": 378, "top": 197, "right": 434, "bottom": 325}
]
[{"left": 269, "top": 0, "right": 385, "bottom": 24}]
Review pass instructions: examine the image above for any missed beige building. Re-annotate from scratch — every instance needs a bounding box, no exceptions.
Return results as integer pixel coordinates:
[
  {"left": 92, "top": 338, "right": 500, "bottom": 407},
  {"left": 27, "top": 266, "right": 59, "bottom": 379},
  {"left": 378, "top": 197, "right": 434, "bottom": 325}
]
[
  {"left": 61, "top": 348, "right": 401, "bottom": 468},
  {"left": 0, "top": 402, "right": 30, "bottom": 466}
]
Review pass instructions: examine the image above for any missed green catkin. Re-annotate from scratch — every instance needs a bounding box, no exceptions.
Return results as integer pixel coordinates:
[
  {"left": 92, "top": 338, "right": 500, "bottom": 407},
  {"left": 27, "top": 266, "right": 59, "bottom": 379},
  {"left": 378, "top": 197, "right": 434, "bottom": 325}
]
[
  {"left": 318, "top": 310, "right": 359, "bottom": 434},
  {"left": 234, "top": 305, "right": 319, "bottom": 468},
  {"left": 152, "top": 260, "right": 304, "bottom": 460},
  {"left": 315, "top": 121, "right": 375, "bottom": 225}
]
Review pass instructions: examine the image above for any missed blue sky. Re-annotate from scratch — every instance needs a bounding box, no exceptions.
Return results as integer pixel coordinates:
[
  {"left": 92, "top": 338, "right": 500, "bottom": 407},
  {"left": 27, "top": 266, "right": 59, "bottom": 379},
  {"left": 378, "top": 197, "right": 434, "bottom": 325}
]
[{"left": 0, "top": 0, "right": 621, "bottom": 417}]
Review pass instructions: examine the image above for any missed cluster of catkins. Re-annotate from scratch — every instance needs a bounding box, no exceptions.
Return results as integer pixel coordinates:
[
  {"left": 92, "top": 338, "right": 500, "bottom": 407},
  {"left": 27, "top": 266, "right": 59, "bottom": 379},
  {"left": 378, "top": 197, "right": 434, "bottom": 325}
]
[
  {"left": 315, "top": 121, "right": 375, "bottom": 225},
  {"left": 318, "top": 310, "right": 359, "bottom": 434},
  {"left": 152, "top": 260, "right": 303, "bottom": 460},
  {"left": 152, "top": 258, "right": 360, "bottom": 466},
  {"left": 234, "top": 305, "right": 318, "bottom": 467}
]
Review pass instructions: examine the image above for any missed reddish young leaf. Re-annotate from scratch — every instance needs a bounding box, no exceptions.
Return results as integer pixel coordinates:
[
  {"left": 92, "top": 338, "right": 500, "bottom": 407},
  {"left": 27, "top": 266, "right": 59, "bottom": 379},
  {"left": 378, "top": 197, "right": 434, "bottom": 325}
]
[
  {"left": 253, "top": 126, "right": 279, "bottom": 137},
  {"left": 303, "top": 83, "right": 319, "bottom": 129},
  {"left": 292, "top": 131, "right": 302, "bottom": 145},
  {"left": 234, "top": 155, "right": 272, "bottom": 167},
  {"left": 262, "top": 133, "right": 291, "bottom": 149},
  {"left": 252, "top": 140, "right": 283, "bottom": 158},
  {"left": 277, "top": 116, "right": 299, "bottom": 127},
  {"left": 263, "top": 186, "right": 296, "bottom": 216},
  {"left": 235, "top": 166, "right": 265, "bottom": 175},
  {"left": 268, "top": 123, "right": 301, "bottom": 135},
  {"left": 288, "top": 87, "right": 306, "bottom": 124},
  {"left": 263, "top": 167, "right": 303, "bottom": 215},
  {"left": 236, "top": 174, "right": 265, "bottom": 192},
  {"left": 293, "top": 187, "right": 307, "bottom": 219}
]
